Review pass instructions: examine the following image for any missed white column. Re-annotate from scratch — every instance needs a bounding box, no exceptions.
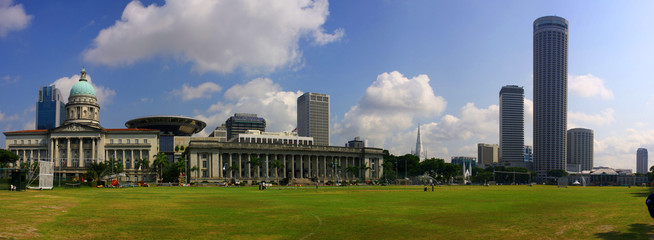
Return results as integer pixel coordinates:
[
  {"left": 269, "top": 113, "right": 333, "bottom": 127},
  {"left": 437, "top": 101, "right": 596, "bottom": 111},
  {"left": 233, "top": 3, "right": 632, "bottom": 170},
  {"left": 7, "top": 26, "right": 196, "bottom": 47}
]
[
  {"left": 92, "top": 138, "right": 96, "bottom": 162},
  {"left": 79, "top": 137, "right": 84, "bottom": 168},
  {"left": 66, "top": 137, "right": 72, "bottom": 167}
]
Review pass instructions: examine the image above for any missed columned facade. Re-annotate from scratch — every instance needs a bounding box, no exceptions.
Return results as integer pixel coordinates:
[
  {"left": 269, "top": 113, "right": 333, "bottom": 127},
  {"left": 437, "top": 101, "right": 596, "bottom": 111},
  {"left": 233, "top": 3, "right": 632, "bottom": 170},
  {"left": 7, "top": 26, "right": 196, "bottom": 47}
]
[{"left": 186, "top": 139, "right": 384, "bottom": 183}]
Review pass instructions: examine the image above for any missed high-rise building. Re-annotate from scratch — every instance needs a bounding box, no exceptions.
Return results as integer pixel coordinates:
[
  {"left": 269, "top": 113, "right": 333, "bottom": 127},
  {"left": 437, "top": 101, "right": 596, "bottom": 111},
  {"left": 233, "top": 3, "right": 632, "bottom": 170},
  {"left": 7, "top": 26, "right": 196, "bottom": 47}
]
[
  {"left": 225, "top": 113, "right": 266, "bottom": 141},
  {"left": 36, "top": 85, "right": 66, "bottom": 129},
  {"left": 637, "top": 148, "right": 648, "bottom": 174},
  {"left": 477, "top": 143, "right": 499, "bottom": 166},
  {"left": 500, "top": 85, "right": 524, "bottom": 166},
  {"left": 524, "top": 145, "right": 533, "bottom": 163},
  {"left": 567, "top": 128, "right": 594, "bottom": 171},
  {"left": 297, "top": 92, "right": 330, "bottom": 146},
  {"left": 533, "top": 16, "right": 569, "bottom": 178}
]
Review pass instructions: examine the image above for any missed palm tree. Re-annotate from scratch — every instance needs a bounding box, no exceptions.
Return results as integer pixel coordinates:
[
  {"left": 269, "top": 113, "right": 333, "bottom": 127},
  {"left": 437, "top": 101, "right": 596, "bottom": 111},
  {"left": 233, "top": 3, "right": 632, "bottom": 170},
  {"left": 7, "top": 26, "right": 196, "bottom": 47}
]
[
  {"left": 248, "top": 156, "right": 262, "bottom": 179},
  {"left": 190, "top": 166, "right": 199, "bottom": 183},
  {"left": 227, "top": 165, "right": 240, "bottom": 182},
  {"left": 270, "top": 159, "right": 284, "bottom": 184},
  {"left": 359, "top": 163, "right": 371, "bottom": 181},
  {"left": 86, "top": 162, "right": 109, "bottom": 184},
  {"left": 331, "top": 159, "right": 341, "bottom": 183},
  {"left": 135, "top": 158, "right": 150, "bottom": 182},
  {"left": 347, "top": 166, "right": 358, "bottom": 181},
  {"left": 153, "top": 152, "right": 169, "bottom": 184}
]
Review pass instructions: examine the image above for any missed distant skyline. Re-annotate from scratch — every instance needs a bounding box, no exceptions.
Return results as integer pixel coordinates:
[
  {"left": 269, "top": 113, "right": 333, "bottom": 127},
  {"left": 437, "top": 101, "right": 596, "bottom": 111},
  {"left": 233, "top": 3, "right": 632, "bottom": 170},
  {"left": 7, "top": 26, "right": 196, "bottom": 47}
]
[{"left": 2, "top": 0, "right": 654, "bottom": 171}]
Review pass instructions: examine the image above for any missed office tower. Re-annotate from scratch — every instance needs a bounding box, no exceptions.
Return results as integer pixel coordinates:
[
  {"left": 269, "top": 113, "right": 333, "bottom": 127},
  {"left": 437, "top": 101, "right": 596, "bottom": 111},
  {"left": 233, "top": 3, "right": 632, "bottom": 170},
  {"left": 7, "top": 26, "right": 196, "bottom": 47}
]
[
  {"left": 533, "top": 16, "right": 568, "bottom": 178},
  {"left": 36, "top": 85, "right": 66, "bottom": 129},
  {"left": 567, "top": 128, "right": 594, "bottom": 171},
  {"left": 637, "top": 148, "right": 649, "bottom": 174},
  {"left": 297, "top": 92, "right": 330, "bottom": 146},
  {"left": 225, "top": 113, "right": 266, "bottom": 141},
  {"left": 477, "top": 143, "right": 499, "bottom": 166},
  {"left": 500, "top": 85, "right": 525, "bottom": 166}
]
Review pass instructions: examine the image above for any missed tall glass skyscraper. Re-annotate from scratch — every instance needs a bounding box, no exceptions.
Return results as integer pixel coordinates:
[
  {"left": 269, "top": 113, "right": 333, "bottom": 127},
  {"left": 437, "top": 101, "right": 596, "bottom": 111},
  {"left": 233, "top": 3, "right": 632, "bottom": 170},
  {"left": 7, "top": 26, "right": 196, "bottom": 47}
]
[
  {"left": 36, "top": 85, "right": 66, "bottom": 129},
  {"left": 297, "top": 92, "right": 330, "bottom": 146},
  {"left": 499, "top": 85, "right": 524, "bottom": 166},
  {"left": 533, "top": 16, "right": 568, "bottom": 178},
  {"left": 637, "top": 148, "right": 648, "bottom": 174}
]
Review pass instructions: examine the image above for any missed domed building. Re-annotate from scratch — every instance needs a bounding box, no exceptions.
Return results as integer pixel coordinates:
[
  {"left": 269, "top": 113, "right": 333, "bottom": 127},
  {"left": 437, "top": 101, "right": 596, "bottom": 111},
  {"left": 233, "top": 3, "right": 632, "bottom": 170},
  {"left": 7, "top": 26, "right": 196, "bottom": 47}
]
[
  {"left": 4, "top": 69, "right": 159, "bottom": 182},
  {"left": 64, "top": 69, "right": 100, "bottom": 127}
]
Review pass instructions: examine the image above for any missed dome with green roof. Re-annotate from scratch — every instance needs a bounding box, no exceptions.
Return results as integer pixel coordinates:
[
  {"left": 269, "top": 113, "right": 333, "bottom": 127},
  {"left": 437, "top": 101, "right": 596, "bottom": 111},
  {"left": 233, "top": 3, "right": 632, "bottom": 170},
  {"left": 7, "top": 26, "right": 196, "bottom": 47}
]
[{"left": 70, "top": 68, "right": 96, "bottom": 98}]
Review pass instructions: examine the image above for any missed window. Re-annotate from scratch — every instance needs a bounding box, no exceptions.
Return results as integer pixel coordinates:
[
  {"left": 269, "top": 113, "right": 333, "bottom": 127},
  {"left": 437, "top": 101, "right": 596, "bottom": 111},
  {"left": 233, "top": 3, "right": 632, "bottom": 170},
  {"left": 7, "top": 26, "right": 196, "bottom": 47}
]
[
  {"left": 202, "top": 154, "right": 207, "bottom": 159},
  {"left": 144, "top": 139, "right": 147, "bottom": 144},
  {"left": 110, "top": 139, "right": 114, "bottom": 144},
  {"left": 21, "top": 140, "right": 24, "bottom": 144},
  {"left": 127, "top": 139, "right": 130, "bottom": 144},
  {"left": 135, "top": 139, "right": 139, "bottom": 144},
  {"left": 13, "top": 140, "right": 16, "bottom": 144},
  {"left": 28, "top": 140, "right": 31, "bottom": 144},
  {"left": 202, "top": 161, "right": 207, "bottom": 168},
  {"left": 202, "top": 170, "right": 208, "bottom": 177},
  {"left": 119, "top": 139, "right": 122, "bottom": 144}
]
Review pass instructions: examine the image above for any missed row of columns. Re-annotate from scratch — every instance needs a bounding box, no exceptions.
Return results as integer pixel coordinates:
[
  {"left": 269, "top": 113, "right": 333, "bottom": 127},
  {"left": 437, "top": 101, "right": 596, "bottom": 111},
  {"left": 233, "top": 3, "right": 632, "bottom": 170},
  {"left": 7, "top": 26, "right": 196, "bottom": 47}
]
[
  {"left": 105, "top": 149, "right": 150, "bottom": 169},
  {"left": 191, "top": 152, "right": 381, "bottom": 182},
  {"left": 49, "top": 137, "right": 99, "bottom": 168}
]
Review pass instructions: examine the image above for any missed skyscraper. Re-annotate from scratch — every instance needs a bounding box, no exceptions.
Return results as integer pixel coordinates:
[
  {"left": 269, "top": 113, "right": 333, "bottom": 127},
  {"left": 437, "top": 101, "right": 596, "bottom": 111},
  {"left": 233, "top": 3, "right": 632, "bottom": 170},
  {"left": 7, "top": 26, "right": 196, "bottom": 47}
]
[
  {"left": 500, "top": 85, "right": 524, "bottom": 167},
  {"left": 567, "top": 128, "right": 594, "bottom": 171},
  {"left": 477, "top": 143, "right": 499, "bottom": 166},
  {"left": 225, "top": 113, "right": 266, "bottom": 141},
  {"left": 533, "top": 16, "right": 568, "bottom": 178},
  {"left": 297, "top": 92, "right": 330, "bottom": 146},
  {"left": 36, "top": 85, "right": 66, "bottom": 130},
  {"left": 637, "top": 148, "right": 648, "bottom": 174}
]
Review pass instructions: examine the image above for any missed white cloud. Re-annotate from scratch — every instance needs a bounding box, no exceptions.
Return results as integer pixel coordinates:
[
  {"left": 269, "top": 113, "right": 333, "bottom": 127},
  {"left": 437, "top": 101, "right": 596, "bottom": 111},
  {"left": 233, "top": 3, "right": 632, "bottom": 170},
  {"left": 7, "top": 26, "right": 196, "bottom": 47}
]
[
  {"left": 333, "top": 71, "right": 447, "bottom": 149},
  {"left": 173, "top": 82, "right": 222, "bottom": 101},
  {"left": 569, "top": 74, "right": 614, "bottom": 100},
  {"left": 0, "top": 0, "right": 33, "bottom": 38},
  {"left": 194, "top": 78, "right": 302, "bottom": 136},
  {"left": 568, "top": 108, "right": 615, "bottom": 128},
  {"left": 52, "top": 72, "right": 117, "bottom": 106},
  {"left": 22, "top": 120, "right": 34, "bottom": 130},
  {"left": 83, "top": 0, "right": 344, "bottom": 74},
  {"left": 594, "top": 128, "right": 654, "bottom": 170}
]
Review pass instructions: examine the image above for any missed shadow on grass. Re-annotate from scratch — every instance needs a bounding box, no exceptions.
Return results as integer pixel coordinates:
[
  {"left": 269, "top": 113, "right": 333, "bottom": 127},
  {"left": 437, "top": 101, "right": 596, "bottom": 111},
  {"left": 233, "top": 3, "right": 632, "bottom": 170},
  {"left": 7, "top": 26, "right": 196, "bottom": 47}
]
[
  {"left": 595, "top": 224, "right": 654, "bottom": 240},
  {"left": 631, "top": 192, "right": 650, "bottom": 198}
]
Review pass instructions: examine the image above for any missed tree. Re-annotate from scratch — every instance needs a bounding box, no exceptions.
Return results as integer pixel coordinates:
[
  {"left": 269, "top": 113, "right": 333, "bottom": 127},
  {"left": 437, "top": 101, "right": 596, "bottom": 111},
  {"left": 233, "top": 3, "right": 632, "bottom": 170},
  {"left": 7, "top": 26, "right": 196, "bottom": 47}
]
[
  {"left": 227, "top": 165, "right": 240, "bottom": 181},
  {"left": 86, "top": 162, "right": 109, "bottom": 184},
  {"left": 547, "top": 169, "right": 569, "bottom": 178},
  {"left": 175, "top": 145, "right": 180, "bottom": 152},
  {"left": 190, "top": 166, "right": 199, "bottom": 183},
  {"left": 346, "top": 165, "right": 358, "bottom": 180},
  {"left": 248, "top": 156, "right": 262, "bottom": 179},
  {"left": 331, "top": 159, "right": 341, "bottom": 182},
  {"left": 359, "top": 163, "right": 371, "bottom": 181},
  {"left": 270, "top": 159, "right": 284, "bottom": 184},
  {"left": 153, "top": 153, "right": 169, "bottom": 184},
  {"left": 441, "top": 163, "right": 461, "bottom": 184},
  {"left": 0, "top": 149, "right": 19, "bottom": 168},
  {"left": 419, "top": 158, "right": 445, "bottom": 180},
  {"left": 380, "top": 161, "right": 397, "bottom": 184}
]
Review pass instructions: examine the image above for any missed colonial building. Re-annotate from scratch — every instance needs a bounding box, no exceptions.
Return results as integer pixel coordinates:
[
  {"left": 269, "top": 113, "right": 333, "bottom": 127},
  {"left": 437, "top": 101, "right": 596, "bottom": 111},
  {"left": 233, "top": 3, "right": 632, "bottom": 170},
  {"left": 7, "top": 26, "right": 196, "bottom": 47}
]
[
  {"left": 4, "top": 69, "right": 159, "bottom": 181},
  {"left": 184, "top": 138, "right": 384, "bottom": 184}
]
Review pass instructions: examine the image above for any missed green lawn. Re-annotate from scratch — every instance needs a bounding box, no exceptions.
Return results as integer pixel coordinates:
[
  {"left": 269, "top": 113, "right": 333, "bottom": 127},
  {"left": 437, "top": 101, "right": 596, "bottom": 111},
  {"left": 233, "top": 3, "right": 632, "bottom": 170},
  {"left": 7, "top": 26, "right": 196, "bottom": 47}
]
[{"left": 1, "top": 185, "right": 652, "bottom": 239}]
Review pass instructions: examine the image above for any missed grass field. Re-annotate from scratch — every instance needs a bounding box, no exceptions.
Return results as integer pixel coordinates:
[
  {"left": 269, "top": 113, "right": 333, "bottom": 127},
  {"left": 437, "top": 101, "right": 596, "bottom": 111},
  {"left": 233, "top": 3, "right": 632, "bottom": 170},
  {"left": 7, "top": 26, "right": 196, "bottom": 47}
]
[{"left": 1, "top": 185, "right": 652, "bottom": 239}]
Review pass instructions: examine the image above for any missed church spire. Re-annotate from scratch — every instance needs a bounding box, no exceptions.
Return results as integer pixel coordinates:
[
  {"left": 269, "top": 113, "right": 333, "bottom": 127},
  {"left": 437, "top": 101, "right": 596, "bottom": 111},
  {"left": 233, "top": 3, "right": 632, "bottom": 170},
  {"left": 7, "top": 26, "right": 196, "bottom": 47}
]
[{"left": 414, "top": 124, "right": 425, "bottom": 161}]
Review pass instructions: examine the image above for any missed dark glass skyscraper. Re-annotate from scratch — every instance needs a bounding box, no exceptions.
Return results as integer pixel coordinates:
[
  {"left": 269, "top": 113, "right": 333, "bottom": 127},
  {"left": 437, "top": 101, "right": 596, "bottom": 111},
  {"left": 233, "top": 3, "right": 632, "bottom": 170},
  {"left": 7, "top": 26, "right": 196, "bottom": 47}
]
[
  {"left": 637, "top": 148, "right": 648, "bottom": 174},
  {"left": 533, "top": 16, "right": 568, "bottom": 178},
  {"left": 500, "top": 85, "right": 524, "bottom": 166},
  {"left": 36, "top": 85, "right": 65, "bottom": 129},
  {"left": 225, "top": 113, "right": 266, "bottom": 140}
]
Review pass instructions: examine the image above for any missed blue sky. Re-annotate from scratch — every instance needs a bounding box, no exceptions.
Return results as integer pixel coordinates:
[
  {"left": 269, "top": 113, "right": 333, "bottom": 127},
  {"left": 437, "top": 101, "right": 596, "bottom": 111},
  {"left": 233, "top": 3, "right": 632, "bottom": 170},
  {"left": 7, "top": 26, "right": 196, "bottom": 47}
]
[{"left": 2, "top": 0, "right": 654, "bottom": 171}]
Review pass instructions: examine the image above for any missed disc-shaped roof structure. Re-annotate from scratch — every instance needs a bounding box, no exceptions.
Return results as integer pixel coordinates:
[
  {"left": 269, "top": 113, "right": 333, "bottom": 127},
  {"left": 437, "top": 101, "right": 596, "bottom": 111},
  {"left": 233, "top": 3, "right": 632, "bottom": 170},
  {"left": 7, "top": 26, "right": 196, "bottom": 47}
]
[{"left": 125, "top": 116, "right": 206, "bottom": 136}]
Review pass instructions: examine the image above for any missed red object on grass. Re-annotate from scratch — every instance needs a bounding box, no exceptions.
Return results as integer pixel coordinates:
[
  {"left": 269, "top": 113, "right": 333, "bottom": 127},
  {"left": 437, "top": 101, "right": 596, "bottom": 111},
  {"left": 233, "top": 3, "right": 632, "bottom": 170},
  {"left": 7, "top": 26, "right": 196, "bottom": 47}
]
[{"left": 111, "top": 179, "right": 118, "bottom": 186}]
